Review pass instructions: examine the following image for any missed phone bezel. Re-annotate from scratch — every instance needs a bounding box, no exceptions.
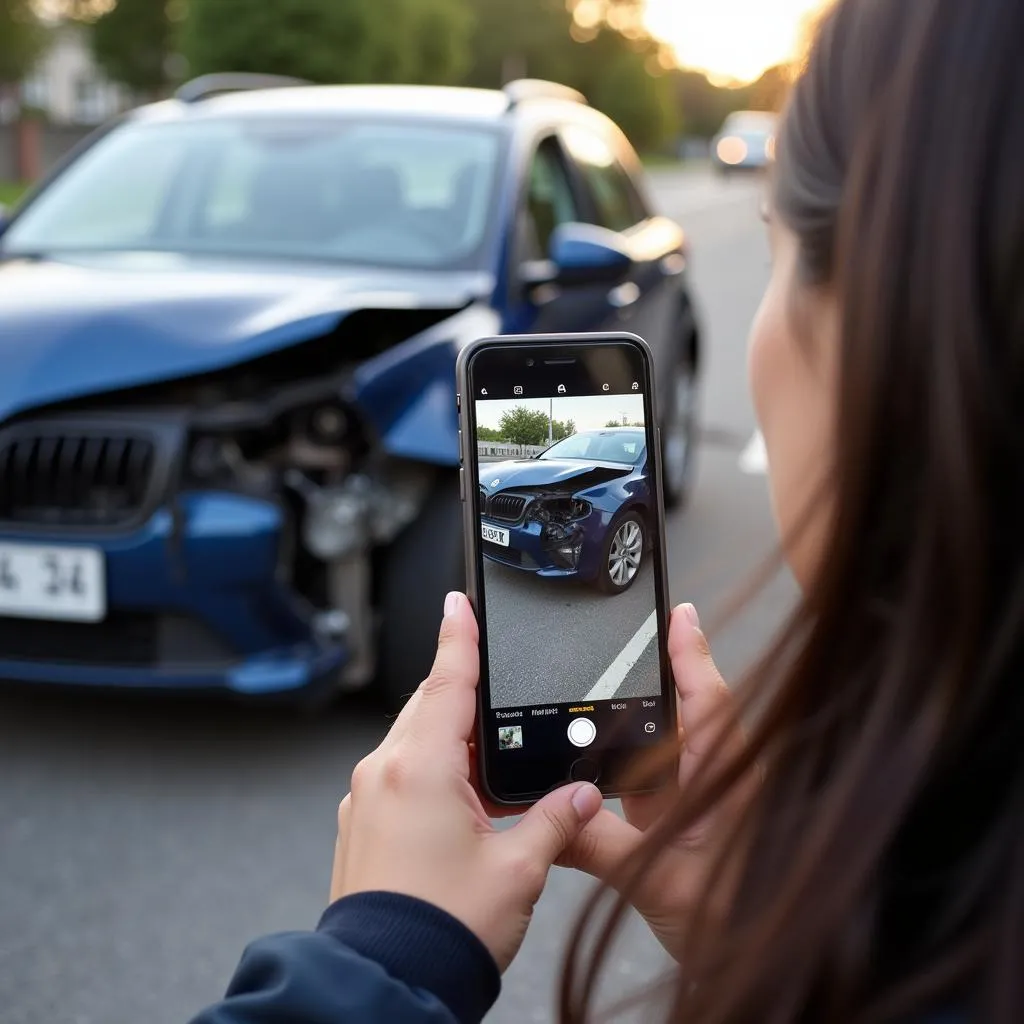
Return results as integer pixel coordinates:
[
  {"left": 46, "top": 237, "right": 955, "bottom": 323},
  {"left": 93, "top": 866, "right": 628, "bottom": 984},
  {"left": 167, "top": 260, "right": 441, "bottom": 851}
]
[{"left": 456, "top": 332, "right": 678, "bottom": 806}]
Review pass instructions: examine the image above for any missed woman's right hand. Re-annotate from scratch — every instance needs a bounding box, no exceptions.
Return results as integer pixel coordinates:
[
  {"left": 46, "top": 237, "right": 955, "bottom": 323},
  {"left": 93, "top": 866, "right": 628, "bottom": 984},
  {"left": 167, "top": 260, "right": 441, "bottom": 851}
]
[{"left": 561, "top": 603, "right": 755, "bottom": 959}]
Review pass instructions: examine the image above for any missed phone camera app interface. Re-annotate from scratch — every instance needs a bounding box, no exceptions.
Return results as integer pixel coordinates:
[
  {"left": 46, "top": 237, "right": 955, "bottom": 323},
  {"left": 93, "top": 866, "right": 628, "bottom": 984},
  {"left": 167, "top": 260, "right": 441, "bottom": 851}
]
[{"left": 474, "top": 368, "right": 664, "bottom": 773}]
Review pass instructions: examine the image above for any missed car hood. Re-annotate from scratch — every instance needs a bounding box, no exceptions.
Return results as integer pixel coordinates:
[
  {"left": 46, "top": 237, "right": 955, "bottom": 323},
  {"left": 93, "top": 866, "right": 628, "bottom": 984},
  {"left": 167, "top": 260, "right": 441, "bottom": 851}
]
[
  {"left": 0, "top": 251, "right": 493, "bottom": 424},
  {"left": 481, "top": 458, "right": 633, "bottom": 494}
]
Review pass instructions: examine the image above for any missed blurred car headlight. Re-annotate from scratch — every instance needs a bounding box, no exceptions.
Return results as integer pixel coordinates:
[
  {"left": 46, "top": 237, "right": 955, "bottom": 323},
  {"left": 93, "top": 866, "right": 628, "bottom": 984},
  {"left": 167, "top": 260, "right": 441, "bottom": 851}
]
[{"left": 716, "top": 136, "right": 748, "bottom": 165}]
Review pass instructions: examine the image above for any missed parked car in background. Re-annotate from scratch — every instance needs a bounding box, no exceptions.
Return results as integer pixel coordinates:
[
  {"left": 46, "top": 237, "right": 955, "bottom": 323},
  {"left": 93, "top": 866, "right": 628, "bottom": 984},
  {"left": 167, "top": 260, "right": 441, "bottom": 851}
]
[
  {"left": 0, "top": 73, "right": 702, "bottom": 710},
  {"left": 711, "top": 110, "right": 777, "bottom": 176},
  {"left": 479, "top": 428, "right": 651, "bottom": 594}
]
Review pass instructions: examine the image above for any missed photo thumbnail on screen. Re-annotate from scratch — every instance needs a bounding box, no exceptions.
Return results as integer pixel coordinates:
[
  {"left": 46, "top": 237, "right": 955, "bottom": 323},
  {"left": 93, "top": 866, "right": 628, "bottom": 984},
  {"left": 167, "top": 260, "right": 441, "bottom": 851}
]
[{"left": 475, "top": 391, "right": 661, "bottom": 711}]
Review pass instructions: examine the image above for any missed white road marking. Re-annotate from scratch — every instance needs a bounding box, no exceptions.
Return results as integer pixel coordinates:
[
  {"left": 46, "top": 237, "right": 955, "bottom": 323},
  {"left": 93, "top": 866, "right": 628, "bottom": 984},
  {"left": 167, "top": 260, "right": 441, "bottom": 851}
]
[
  {"left": 739, "top": 430, "right": 768, "bottom": 475},
  {"left": 583, "top": 609, "right": 659, "bottom": 702}
]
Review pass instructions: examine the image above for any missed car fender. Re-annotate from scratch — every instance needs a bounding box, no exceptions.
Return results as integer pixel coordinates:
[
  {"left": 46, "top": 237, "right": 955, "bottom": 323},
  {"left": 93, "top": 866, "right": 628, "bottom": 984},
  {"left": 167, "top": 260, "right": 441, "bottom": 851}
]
[{"left": 351, "top": 302, "right": 501, "bottom": 467}]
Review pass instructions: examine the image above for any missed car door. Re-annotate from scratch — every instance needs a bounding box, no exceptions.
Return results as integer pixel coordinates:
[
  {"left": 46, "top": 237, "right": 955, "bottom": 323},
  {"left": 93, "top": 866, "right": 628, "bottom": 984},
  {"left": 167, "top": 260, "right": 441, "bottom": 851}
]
[
  {"left": 558, "top": 121, "right": 687, "bottom": 396},
  {"left": 503, "top": 133, "right": 622, "bottom": 336}
]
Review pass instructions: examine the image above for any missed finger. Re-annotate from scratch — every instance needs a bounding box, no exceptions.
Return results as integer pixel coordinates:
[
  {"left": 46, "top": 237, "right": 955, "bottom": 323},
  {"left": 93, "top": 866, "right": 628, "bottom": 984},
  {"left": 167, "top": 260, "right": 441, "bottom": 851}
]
[
  {"left": 670, "top": 604, "right": 742, "bottom": 783},
  {"left": 557, "top": 807, "right": 642, "bottom": 882},
  {"left": 388, "top": 592, "right": 480, "bottom": 747},
  {"left": 330, "top": 794, "right": 352, "bottom": 903},
  {"left": 504, "top": 783, "right": 603, "bottom": 870}
]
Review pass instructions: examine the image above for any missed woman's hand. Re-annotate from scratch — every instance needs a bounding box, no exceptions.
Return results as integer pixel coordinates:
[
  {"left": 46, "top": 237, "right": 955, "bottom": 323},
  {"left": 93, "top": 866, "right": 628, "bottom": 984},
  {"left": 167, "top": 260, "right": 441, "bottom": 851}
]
[
  {"left": 561, "top": 604, "right": 754, "bottom": 959},
  {"left": 330, "top": 592, "right": 603, "bottom": 972}
]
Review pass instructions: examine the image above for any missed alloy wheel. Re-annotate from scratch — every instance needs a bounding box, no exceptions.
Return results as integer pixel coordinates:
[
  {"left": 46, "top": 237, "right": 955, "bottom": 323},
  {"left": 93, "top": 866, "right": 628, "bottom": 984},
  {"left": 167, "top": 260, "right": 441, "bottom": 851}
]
[{"left": 608, "top": 519, "right": 643, "bottom": 587}]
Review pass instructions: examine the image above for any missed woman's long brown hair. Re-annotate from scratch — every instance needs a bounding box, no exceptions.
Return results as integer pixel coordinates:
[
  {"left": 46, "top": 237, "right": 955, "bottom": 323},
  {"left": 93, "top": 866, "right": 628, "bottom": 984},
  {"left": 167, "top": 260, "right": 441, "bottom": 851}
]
[{"left": 562, "top": 0, "right": 1024, "bottom": 1020}]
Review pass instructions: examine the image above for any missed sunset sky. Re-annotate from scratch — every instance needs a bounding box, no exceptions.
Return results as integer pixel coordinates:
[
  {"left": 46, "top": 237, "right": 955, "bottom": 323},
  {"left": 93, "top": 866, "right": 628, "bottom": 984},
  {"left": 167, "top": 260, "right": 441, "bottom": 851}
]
[{"left": 644, "top": 0, "right": 824, "bottom": 84}]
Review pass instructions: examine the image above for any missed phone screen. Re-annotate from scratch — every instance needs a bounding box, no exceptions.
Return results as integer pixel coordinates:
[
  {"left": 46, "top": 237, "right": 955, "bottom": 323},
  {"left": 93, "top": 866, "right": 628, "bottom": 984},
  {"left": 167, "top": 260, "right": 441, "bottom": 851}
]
[{"left": 461, "top": 337, "right": 675, "bottom": 803}]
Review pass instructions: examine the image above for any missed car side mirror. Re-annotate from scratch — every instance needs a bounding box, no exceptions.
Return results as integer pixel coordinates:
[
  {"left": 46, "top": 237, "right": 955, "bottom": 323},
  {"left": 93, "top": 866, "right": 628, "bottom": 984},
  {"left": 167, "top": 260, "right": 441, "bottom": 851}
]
[{"left": 522, "top": 222, "right": 633, "bottom": 290}]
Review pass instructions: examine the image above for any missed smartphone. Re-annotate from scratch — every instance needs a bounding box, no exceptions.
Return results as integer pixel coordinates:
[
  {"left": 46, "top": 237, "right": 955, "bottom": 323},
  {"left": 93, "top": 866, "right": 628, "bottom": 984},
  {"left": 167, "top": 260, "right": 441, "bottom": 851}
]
[{"left": 456, "top": 333, "right": 678, "bottom": 806}]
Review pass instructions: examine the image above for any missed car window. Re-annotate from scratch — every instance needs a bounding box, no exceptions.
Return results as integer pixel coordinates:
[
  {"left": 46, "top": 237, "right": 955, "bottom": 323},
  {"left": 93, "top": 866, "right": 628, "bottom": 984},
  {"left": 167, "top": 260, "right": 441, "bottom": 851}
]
[
  {"left": 561, "top": 124, "right": 647, "bottom": 233},
  {"left": 2, "top": 117, "right": 503, "bottom": 270},
  {"left": 520, "top": 136, "right": 580, "bottom": 260},
  {"left": 540, "top": 430, "right": 645, "bottom": 465}
]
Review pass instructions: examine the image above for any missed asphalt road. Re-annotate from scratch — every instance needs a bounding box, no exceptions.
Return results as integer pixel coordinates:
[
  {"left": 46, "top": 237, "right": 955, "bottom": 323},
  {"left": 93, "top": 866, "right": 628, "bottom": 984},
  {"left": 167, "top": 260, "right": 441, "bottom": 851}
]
[
  {"left": 0, "top": 166, "right": 799, "bottom": 1024},
  {"left": 482, "top": 556, "right": 659, "bottom": 708}
]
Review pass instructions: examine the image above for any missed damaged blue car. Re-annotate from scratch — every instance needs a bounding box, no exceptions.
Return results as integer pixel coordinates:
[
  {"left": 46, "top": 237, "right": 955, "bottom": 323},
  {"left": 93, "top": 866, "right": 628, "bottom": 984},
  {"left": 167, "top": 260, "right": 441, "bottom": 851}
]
[
  {"left": 479, "top": 428, "right": 650, "bottom": 594},
  {"left": 0, "top": 74, "right": 701, "bottom": 709}
]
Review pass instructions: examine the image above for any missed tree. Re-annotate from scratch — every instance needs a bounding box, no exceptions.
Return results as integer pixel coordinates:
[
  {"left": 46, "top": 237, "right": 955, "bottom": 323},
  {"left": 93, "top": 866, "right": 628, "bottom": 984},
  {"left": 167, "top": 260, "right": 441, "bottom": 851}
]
[
  {"left": 182, "top": 0, "right": 473, "bottom": 86},
  {"left": 0, "top": 0, "right": 43, "bottom": 86},
  {"left": 477, "top": 426, "right": 503, "bottom": 442},
  {"left": 89, "top": 0, "right": 178, "bottom": 97},
  {"left": 576, "top": 28, "right": 679, "bottom": 152},
  {"left": 498, "top": 406, "right": 550, "bottom": 446},
  {"left": 551, "top": 418, "right": 575, "bottom": 441}
]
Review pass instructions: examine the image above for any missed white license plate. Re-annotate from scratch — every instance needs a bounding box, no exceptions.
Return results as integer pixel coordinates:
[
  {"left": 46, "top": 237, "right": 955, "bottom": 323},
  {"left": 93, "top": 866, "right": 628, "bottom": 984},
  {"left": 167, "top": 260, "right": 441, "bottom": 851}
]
[
  {"left": 0, "top": 543, "right": 106, "bottom": 622},
  {"left": 481, "top": 523, "right": 510, "bottom": 547}
]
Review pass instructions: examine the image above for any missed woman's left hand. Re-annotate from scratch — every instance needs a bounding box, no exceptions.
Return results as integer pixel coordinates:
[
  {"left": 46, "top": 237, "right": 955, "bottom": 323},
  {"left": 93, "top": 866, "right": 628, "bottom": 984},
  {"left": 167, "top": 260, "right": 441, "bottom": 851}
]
[{"left": 330, "top": 591, "right": 603, "bottom": 972}]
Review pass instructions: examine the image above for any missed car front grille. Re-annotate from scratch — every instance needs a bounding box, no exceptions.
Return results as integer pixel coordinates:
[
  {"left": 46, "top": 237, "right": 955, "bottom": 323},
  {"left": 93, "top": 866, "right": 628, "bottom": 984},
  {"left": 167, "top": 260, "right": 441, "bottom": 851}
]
[
  {"left": 0, "top": 430, "right": 158, "bottom": 528},
  {"left": 0, "top": 612, "right": 236, "bottom": 668},
  {"left": 487, "top": 494, "right": 529, "bottom": 523}
]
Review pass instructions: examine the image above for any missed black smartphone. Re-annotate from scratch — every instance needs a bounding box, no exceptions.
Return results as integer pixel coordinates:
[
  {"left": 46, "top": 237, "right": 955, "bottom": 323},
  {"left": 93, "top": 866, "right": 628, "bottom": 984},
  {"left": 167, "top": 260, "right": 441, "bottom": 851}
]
[{"left": 456, "top": 333, "right": 678, "bottom": 806}]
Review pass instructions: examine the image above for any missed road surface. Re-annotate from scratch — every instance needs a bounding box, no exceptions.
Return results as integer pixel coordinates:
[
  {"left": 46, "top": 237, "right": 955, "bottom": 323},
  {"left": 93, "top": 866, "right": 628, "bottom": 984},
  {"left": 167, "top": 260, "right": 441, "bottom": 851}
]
[{"left": 0, "top": 166, "right": 799, "bottom": 1024}]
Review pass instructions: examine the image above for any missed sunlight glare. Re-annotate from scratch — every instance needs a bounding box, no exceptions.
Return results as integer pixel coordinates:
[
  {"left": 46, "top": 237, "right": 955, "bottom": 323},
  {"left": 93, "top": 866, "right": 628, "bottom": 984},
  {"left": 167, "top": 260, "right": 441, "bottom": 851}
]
[{"left": 644, "top": 0, "right": 825, "bottom": 83}]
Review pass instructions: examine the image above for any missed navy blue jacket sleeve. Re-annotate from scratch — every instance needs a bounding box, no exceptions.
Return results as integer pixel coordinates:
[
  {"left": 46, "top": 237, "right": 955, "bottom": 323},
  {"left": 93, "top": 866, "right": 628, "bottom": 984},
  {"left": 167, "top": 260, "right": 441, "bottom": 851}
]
[{"left": 189, "top": 892, "right": 501, "bottom": 1024}]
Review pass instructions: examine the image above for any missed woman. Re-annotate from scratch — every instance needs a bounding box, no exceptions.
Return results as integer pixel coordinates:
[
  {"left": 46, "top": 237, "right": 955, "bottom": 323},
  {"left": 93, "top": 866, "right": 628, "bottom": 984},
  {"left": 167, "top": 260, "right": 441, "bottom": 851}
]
[{"left": 192, "top": 0, "right": 1024, "bottom": 1020}]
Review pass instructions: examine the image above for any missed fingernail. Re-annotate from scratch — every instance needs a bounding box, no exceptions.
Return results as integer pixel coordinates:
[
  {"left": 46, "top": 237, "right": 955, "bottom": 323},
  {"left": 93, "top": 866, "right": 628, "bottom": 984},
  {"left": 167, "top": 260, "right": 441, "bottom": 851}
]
[
  {"left": 683, "top": 603, "right": 700, "bottom": 628},
  {"left": 444, "top": 592, "right": 461, "bottom": 618},
  {"left": 571, "top": 783, "right": 602, "bottom": 819}
]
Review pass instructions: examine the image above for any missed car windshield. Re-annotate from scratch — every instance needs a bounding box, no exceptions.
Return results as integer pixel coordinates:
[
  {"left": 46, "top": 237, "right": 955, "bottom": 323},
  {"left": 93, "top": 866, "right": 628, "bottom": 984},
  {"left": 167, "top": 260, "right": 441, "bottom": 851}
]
[
  {"left": 540, "top": 430, "right": 645, "bottom": 465},
  {"left": 1, "top": 116, "right": 503, "bottom": 269}
]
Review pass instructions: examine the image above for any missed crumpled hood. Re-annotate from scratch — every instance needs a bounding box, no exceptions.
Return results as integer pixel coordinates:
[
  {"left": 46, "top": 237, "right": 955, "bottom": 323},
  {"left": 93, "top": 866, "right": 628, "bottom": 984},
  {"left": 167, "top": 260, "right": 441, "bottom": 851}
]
[
  {"left": 0, "top": 251, "right": 493, "bottom": 425},
  {"left": 481, "top": 458, "right": 633, "bottom": 494}
]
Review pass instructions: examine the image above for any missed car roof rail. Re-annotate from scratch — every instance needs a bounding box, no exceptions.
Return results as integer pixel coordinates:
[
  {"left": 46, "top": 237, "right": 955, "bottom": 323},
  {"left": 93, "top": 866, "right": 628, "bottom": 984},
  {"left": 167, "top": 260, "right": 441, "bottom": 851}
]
[
  {"left": 503, "top": 79, "right": 588, "bottom": 110},
  {"left": 175, "top": 73, "right": 313, "bottom": 104}
]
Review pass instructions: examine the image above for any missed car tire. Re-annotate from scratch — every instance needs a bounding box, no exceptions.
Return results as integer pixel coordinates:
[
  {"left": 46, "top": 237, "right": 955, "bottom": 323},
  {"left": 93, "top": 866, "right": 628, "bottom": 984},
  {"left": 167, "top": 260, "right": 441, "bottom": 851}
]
[
  {"left": 661, "top": 345, "right": 700, "bottom": 511},
  {"left": 377, "top": 470, "right": 465, "bottom": 712},
  {"left": 595, "top": 510, "right": 646, "bottom": 595}
]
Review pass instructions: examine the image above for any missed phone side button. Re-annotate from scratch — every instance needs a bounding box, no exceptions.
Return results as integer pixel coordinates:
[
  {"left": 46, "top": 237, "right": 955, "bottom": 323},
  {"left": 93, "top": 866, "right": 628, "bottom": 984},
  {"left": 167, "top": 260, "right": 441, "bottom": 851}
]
[
  {"left": 459, "top": 467, "right": 466, "bottom": 503},
  {"left": 458, "top": 428, "right": 463, "bottom": 465},
  {"left": 570, "top": 758, "right": 601, "bottom": 784}
]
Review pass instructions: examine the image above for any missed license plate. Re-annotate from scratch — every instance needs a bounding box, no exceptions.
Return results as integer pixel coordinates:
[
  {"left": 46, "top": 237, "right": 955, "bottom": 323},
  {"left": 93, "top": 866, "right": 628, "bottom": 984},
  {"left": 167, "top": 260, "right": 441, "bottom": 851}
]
[
  {"left": 481, "top": 523, "right": 510, "bottom": 547},
  {"left": 0, "top": 543, "right": 106, "bottom": 622}
]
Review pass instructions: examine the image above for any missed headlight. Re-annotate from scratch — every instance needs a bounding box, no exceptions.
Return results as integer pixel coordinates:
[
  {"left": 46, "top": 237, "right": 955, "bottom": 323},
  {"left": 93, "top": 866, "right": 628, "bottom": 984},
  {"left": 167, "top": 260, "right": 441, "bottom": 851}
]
[
  {"left": 716, "top": 136, "right": 748, "bottom": 165},
  {"left": 530, "top": 496, "right": 593, "bottom": 524}
]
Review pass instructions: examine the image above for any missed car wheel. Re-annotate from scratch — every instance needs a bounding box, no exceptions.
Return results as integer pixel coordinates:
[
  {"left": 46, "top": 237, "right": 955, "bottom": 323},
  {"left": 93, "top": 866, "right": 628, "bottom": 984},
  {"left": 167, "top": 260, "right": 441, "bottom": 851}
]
[
  {"left": 377, "top": 470, "right": 465, "bottom": 712},
  {"left": 661, "top": 347, "right": 699, "bottom": 510},
  {"left": 596, "top": 511, "right": 645, "bottom": 595}
]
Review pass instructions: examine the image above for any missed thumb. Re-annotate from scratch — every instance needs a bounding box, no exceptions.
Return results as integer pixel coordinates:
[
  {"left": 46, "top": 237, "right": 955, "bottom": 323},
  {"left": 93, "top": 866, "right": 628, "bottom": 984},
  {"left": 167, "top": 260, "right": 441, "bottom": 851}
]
[
  {"left": 506, "top": 782, "right": 603, "bottom": 871},
  {"left": 558, "top": 807, "right": 642, "bottom": 883}
]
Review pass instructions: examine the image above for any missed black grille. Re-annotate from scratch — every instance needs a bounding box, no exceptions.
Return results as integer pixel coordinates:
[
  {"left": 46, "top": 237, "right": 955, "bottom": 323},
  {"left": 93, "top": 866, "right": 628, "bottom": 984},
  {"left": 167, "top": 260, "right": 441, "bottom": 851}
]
[
  {"left": 0, "top": 611, "right": 158, "bottom": 665},
  {"left": 0, "top": 611, "right": 237, "bottom": 667},
  {"left": 488, "top": 494, "right": 529, "bottom": 523},
  {"left": 0, "top": 433, "right": 156, "bottom": 527}
]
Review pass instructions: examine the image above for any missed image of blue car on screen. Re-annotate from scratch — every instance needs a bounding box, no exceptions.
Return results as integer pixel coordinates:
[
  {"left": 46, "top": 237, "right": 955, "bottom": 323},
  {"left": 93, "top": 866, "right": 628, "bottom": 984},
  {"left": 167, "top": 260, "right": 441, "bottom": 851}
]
[{"left": 477, "top": 396, "right": 652, "bottom": 596}]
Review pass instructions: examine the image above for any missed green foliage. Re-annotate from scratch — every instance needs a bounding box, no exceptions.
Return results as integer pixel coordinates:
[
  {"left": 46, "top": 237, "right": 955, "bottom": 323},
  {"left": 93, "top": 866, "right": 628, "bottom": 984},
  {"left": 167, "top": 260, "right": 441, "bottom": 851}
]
[
  {"left": 182, "top": 0, "right": 473, "bottom": 86},
  {"left": 606, "top": 418, "right": 643, "bottom": 427},
  {"left": 0, "top": 0, "right": 43, "bottom": 84},
  {"left": 573, "top": 28, "right": 679, "bottom": 153},
  {"left": 90, "top": 0, "right": 177, "bottom": 94},
  {"left": 477, "top": 426, "right": 504, "bottom": 442},
  {"left": 498, "top": 406, "right": 551, "bottom": 447},
  {"left": 551, "top": 418, "right": 575, "bottom": 441}
]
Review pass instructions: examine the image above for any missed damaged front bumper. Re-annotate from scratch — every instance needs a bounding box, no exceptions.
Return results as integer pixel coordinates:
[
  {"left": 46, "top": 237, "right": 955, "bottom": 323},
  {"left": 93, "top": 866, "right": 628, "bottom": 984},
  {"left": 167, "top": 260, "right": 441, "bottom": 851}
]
[{"left": 0, "top": 492, "right": 346, "bottom": 695}]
